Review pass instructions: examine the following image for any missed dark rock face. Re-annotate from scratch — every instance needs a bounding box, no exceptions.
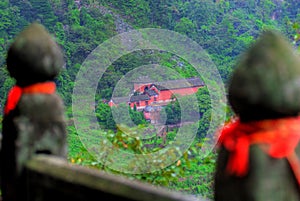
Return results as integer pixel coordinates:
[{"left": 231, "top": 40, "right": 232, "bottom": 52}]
[
  {"left": 214, "top": 30, "right": 300, "bottom": 201},
  {"left": 0, "top": 22, "right": 67, "bottom": 201}
]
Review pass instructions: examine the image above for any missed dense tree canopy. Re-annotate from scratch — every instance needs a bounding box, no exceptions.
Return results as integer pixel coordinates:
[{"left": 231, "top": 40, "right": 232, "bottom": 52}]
[
  {"left": 0, "top": 0, "right": 300, "bottom": 199},
  {"left": 0, "top": 0, "right": 298, "bottom": 106}
]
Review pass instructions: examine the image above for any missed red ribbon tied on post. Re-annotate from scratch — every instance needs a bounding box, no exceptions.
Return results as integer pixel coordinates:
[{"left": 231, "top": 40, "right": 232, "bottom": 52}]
[
  {"left": 217, "top": 117, "right": 300, "bottom": 185},
  {"left": 4, "top": 82, "right": 56, "bottom": 115}
]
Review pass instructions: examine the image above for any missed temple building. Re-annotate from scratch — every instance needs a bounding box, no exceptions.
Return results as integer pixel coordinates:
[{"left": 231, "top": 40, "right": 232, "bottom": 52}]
[{"left": 108, "top": 77, "right": 204, "bottom": 122}]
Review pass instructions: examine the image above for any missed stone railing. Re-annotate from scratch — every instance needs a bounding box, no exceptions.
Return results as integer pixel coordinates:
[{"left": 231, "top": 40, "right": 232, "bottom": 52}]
[{"left": 22, "top": 155, "right": 203, "bottom": 201}]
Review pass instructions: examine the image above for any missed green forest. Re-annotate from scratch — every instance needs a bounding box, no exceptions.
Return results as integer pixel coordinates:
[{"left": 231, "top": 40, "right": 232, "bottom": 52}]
[{"left": 0, "top": 0, "right": 300, "bottom": 199}]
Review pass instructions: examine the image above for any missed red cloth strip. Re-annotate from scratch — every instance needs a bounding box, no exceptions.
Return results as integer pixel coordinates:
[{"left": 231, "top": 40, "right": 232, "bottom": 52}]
[
  {"left": 4, "top": 82, "right": 56, "bottom": 115},
  {"left": 217, "top": 117, "right": 300, "bottom": 181}
]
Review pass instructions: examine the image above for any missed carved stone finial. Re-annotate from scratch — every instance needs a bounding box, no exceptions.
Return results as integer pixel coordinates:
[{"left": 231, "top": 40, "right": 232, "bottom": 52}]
[
  {"left": 228, "top": 30, "right": 300, "bottom": 121},
  {"left": 215, "top": 30, "right": 300, "bottom": 201},
  {"left": 6, "top": 22, "right": 64, "bottom": 86},
  {"left": 0, "top": 22, "right": 67, "bottom": 201}
]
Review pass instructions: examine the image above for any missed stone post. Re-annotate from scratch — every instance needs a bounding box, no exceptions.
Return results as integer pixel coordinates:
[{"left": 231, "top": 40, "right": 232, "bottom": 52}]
[
  {"left": 0, "top": 22, "right": 67, "bottom": 201},
  {"left": 214, "top": 30, "right": 300, "bottom": 201}
]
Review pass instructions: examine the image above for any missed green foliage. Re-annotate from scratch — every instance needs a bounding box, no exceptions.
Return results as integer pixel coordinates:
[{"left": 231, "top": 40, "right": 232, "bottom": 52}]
[
  {"left": 129, "top": 106, "right": 148, "bottom": 125},
  {"left": 67, "top": 119, "right": 217, "bottom": 196},
  {"left": 196, "top": 87, "right": 211, "bottom": 115},
  {"left": 168, "top": 150, "right": 217, "bottom": 200},
  {"left": 174, "top": 17, "right": 196, "bottom": 38},
  {"left": 29, "top": 0, "right": 58, "bottom": 30},
  {"left": 95, "top": 102, "right": 116, "bottom": 130},
  {"left": 1, "top": 0, "right": 300, "bottom": 199},
  {"left": 0, "top": 68, "right": 14, "bottom": 106},
  {"left": 163, "top": 86, "right": 211, "bottom": 126},
  {"left": 95, "top": 102, "right": 148, "bottom": 130},
  {"left": 164, "top": 100, "right": 181, "bottom": 125}
]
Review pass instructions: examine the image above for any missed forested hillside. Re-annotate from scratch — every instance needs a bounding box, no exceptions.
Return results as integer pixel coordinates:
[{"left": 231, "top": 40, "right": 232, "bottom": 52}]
[
  {"left": 0, "top": 0, "right": 299, "bottom": 106},
  {"left": 0, "top": 0, "right": 300, "bottom": 199}
]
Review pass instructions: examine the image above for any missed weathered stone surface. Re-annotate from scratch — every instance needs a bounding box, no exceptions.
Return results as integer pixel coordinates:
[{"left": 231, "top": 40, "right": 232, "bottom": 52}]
[
  {"left": 24, "top": 155, "right": 200, "bottom": 201},
  {"left": 15, "top": 94, "right": 67, "bottom": 173},
  {"left": 215, "top": 30, "right": 300, "bottom": 201},
  {"left": 0, "top": 22, "right": 66, "bottom": 201},
  {"left": 6, "top": 22, "right": 64, "bottom": 87},
  {"left": 228, "top": 30, "right": 300, "bottom": 121},
  {"left": 214, "top": 145, "right": 300, "bottom": 201}
]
